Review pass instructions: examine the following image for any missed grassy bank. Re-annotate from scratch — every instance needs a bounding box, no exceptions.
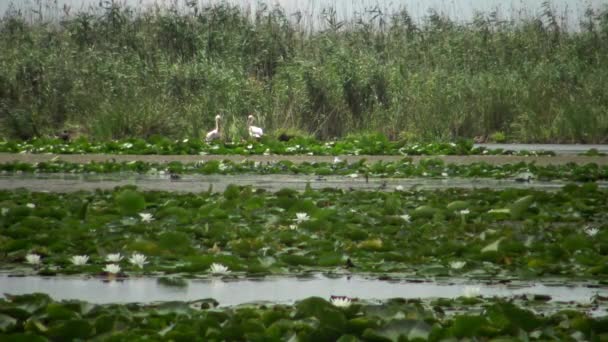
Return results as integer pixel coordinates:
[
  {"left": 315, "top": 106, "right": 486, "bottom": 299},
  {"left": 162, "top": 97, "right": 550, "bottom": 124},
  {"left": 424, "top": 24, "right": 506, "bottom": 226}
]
[{"left": 1, "top": 2, "right": 607, "bottom": 142}]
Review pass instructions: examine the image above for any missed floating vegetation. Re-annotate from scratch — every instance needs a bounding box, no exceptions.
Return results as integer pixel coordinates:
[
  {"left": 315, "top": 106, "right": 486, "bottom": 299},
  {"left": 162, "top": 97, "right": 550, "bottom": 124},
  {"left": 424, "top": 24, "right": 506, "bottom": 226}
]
[
  {"left": 0, "top": 293, "right": 606, "bottom": 340},
  {"left": 1, "top": 158, "right": 607, "bottom": 182},
  {"left": 0, "top": 185, "right": 606, "bottom": 278},
  {"left": 0, "top": 137, "right": 555, "bottom": 156}
]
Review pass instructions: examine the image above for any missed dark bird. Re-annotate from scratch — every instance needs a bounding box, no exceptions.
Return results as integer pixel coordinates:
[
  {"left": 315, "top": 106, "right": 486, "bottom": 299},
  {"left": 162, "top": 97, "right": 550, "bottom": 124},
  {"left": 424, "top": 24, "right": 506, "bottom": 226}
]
[{"left": 345, "top": 258, "right": 355, "bottom": 268}]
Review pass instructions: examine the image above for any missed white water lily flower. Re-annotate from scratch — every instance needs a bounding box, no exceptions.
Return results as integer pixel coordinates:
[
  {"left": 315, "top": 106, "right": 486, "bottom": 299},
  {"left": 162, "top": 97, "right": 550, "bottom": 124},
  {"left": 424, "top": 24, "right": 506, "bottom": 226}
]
[
  {"left": 122, "top": 142, "right": 133, "bottom": 149},
  {"left": 182, "top": 139, "right": 189, "bottom": 143},
  {"left": 263, "top": 149, "right": 271, "bottom": 156},
  {"left": 25, "top": 253, "right": 41, "bottom": 265},
  {"left": 585, "top": 226, "right": 599, "bottom": 237},
  {"left": 218, "top": 162, "right": 228, "bottom": 171},
  {"left": 71, "top": 255, "right": 89, "bottom": 266},
  {"left": 289, "top": 224, "right": 298, "bottom": 230},
  {"left": 209, "top": 263, "right": 230, "bottom": 274},
  {"left": 105, "top": 253, "right": 123, "bottom": 262},
  {"left": 129, "top": 253, "right": 148, "bottom": 268},
  {"left": 333, "top": 157, "right": 342, "bottom": 164},
  {"left": 26, "top": 203, "right": 36, "bottom": 209},
  {"left": 103, "top": 264, "right": 121, "bottom": 274},
  {"left": 422, "top": 172, "right": 428, "bottom": 177},
  {"left": 294, "top": 213, "right": 310, "bottom": 224},
  {"left": 348, "top": 173, "right": 358, "bottom": 178},
  {"left": 247, "top": 144, "right": 253, "bottom": 149},
  {"left": 441, "top": 172, "right": 448, "bottom": 177},
  {"left": 459, "top": 209, "right": 470, "bottom": 215},
  {"left": 400, "top": 214, "right": 411, "bottom": 222},
  {"left": 450, "top": 261, "right": 466, "bottom": 269},
  {"left": 330, "top": 297, "right": 352, "bottom": 308},
  {"left": 138, "top": 213, "right": 154, "bottom": 223},
  {"left": 463, "top": 286, "right": 481, "bottom": 298},
  {"left": 395, "top": 185, "right": 404, "bottom": 192}
]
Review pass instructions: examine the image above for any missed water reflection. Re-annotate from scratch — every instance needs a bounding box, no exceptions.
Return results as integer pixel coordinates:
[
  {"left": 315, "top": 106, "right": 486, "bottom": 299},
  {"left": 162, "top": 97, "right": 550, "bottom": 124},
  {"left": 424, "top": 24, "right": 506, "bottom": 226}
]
[{"left": 1, "top": 274, "right": 606, "bottom": 306}]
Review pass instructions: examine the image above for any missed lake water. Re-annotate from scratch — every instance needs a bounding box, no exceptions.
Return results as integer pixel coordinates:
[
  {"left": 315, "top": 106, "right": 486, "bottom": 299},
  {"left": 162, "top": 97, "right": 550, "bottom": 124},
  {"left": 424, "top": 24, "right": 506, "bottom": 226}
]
[
  {"left": 2, "top": 0, "right": 605, "bottom": 30},
  {"left": 1, "top": 274, "right": 606, "bottom": 307}
]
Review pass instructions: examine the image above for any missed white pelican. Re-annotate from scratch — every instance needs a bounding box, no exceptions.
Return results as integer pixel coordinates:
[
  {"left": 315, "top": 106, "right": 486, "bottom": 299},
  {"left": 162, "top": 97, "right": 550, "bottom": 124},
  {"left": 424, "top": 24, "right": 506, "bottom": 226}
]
[
  {"left": 205, "top": 115, "right": 221, "bottom": 142},
  {"left": 247, "top": 115, "right": 263, "bottom": 138}
]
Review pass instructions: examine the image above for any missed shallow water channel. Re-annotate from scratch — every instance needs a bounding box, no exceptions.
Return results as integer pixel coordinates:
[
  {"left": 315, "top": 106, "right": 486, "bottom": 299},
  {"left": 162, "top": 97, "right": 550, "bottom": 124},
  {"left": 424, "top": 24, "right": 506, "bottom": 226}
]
[
  {"left": 2, "top": 173, "right": 605, "bottom": 193},
  {"left": 1, "top": 274, "right": 606, "bottom": 309}
]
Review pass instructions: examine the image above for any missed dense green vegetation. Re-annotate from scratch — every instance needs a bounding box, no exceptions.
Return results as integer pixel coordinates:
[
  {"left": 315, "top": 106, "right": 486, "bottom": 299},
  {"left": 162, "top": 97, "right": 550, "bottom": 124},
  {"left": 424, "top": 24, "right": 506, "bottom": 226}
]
[
  {"left": 2, "top": 158, "right": 607, "bottom": 182},
  {"left": 1, "top": 2, "right": 607, "bottom": 142},
  {"left": 1, "top": 185, "right": 607, "bottom": 277},
  {"left": 0, "top": 136, "right": 556, "bottom": 155},
  {"left": 1, "top": 293, "right": 607, "bottom": 341}
]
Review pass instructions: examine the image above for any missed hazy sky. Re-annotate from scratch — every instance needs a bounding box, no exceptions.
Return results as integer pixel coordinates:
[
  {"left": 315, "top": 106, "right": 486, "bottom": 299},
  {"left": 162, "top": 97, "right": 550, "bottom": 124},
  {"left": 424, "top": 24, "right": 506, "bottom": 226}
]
[{"left": 2, "top": 0, "right": 605, "bottom": 29}]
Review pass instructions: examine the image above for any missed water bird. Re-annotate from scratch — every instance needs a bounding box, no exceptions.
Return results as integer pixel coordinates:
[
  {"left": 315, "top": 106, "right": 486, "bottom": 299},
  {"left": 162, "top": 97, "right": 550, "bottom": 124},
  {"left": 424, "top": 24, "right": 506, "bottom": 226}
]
[
  {"left": 205, "top": 115, "right": 222, "bottom": 142},
  {"left": 58, "top": 130, "right": 70, "bottom": 142},
  {"left": 247, "top": 115, "right": 264, "bottom": 139},
  {"left": 278, "top": 133, "right": 293, "bottom": 141},
  {"left": 169, "top": 172, "right": 181, "bottom": 180},
  {"left": 345, "top": 258, "right": 355, "bottom": 268}
]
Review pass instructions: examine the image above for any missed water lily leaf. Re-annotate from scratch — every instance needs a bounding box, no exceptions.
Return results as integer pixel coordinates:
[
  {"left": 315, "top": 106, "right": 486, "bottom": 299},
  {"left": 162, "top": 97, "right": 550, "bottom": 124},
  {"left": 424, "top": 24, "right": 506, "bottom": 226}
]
[
  {"left": 5, "top": 293, "right": 52, "bottom": 315},
  {"left": 482, "top": 238, "right": 504, "bottom": 253},
  {"left": 0, "top": 333, "right": 47, "bottom": 342},
  {"left": 46, "top": 303, "right": 80, "bottom": 321},
  {"left": 48, "top": 319, "right": 93, "bottom": 340},
  {"left": 509, "top": 195, "right": 534, "bottom": 219},
  {"left": 0, "top": 314, "right": 17, "bottom": 332},
  {"left": 485, "top": 301, "right": 542, "bottom": 333},
  {"left": 115, "top": 190, "right": 146, "bottom": 215},
  {"left": 363, "top": 319, "right": 431, "bottom": 341},
  {"left": 447, "top": 200, "right": 469, "bottom": 211},
  {"left": 411, "top": 206, "right": 436, "bottom": 219}
]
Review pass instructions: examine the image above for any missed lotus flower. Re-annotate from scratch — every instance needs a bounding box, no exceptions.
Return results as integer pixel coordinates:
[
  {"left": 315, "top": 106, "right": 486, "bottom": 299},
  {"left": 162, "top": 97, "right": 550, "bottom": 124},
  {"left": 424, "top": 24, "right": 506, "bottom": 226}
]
[
  {"left": 129, "top": 253, "right": 148, "bottom": 268},
  {"left": 400, "top": 214, "right": 411, "bottom": 222},
  {"left": 71, "top": 255, "right": 89, "bottom": 266},
  {"left": 25, "top": 253, "right": 41, "bottom": 265},
  {"left": 330, "top": 296, "right": 352, "bottom": 308},
  {"left": 209, "top": 263, "right": 230, "bottom": 274},
  {"left": 450, "top": 261, "right": 466, "bottom": 270},
  {"left": 294, "top": 213, "right": 310, "bottom": 224},
  {"left": 103, "top": 264, "right": 121, "bottom": 275},
  {"left": 138, "top": 213, "right": 154, "bottom": 223},
  {"left": 105, "top": 253, "right": 123, "bottom": 262},
  {"left": 463, "top": 286, "right": 481, "bottom": 298}
]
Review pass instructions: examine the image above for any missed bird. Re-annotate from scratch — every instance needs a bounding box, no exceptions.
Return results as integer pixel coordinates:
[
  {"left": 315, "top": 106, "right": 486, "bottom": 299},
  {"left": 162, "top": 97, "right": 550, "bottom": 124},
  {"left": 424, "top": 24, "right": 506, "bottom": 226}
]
[
  {"left": 205, "top": 115, "right": 222, "bottom": 142},
  {"left": 247, "top": 115, "right": 263, "bottom": 139}
]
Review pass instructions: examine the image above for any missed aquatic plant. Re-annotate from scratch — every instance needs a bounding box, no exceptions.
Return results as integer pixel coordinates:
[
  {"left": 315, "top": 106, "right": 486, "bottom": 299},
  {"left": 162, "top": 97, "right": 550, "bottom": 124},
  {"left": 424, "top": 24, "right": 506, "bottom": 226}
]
[
  {"left": 70, "top": 255, "right": 89, "bottom": 266},
  {"left": 330, "top": 296, "right": 352, "bottom": 308},
  {"left": 105, "top": 253, "right": 123, "bottom": 263},
  {"left": 103, "top": 264, "right": 121, "bottom": 275},
  {"left": 25, "top": 253, "right": 41, "bottom": 265},
  {"left": 209, "top": 263, "right": 230, "bottom": 275},
  {"left": 128, "top": 253, "right": 148, "bottom": 269}
]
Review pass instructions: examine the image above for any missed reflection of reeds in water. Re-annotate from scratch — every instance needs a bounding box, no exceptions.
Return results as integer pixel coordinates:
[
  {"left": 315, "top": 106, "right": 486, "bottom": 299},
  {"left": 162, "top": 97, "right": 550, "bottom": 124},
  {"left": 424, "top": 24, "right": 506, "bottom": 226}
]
[{"left": 1, "top": 0, "right": 607, "bottom": 142}]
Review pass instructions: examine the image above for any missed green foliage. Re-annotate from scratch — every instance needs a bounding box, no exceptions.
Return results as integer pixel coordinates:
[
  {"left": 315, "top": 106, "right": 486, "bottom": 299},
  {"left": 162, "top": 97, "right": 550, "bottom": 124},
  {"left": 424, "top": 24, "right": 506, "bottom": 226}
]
[
  {"left": 114, "top": 190, "right": 145, "bottom": 216},
  {"left": 1, "top": 3, "right": 607, "bottom": 142}
]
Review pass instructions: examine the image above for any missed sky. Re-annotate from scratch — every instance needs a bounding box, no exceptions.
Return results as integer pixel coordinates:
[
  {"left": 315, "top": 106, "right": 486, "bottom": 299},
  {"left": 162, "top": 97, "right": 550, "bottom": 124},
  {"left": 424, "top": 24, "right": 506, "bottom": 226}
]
[{"left": 1, "top": 0, "right": 605, "bottom": 29}]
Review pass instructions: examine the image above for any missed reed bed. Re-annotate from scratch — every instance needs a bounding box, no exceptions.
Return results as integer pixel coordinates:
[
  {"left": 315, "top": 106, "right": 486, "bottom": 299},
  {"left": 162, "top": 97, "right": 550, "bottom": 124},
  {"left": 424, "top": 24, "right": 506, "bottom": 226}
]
[{"left": 0, "top": 1, "right": 607, "bottom": 142}]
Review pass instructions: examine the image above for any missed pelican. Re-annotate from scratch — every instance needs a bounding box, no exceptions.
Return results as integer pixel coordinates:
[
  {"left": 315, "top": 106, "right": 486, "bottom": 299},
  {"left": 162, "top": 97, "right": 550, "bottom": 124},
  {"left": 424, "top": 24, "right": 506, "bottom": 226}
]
[
  {"left": 247, "top": 115, "right": 263, "bottom": 138},
  {"left": 205, "top": 115, "right": 221, "bottom": 142}
]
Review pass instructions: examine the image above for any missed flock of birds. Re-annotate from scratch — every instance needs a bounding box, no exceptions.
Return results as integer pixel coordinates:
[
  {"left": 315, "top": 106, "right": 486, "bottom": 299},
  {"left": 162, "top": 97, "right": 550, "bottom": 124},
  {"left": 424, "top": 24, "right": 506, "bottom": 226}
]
[{"left": 205, "top": 115, "right": 263, "bottom": 142}]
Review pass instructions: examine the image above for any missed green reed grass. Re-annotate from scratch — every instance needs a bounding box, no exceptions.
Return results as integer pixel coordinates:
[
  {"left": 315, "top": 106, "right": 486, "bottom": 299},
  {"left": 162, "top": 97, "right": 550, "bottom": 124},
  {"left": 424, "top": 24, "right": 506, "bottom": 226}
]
[{"left": 0, "top": 1, "right": 607, "bottom": 142}]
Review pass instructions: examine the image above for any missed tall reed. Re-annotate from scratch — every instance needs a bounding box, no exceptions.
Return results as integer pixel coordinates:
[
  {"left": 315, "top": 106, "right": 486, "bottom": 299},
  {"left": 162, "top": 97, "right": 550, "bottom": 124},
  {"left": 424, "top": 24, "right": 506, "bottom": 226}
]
[{"left": 0, "top": 1, "right": 607, "bottom": 142}]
